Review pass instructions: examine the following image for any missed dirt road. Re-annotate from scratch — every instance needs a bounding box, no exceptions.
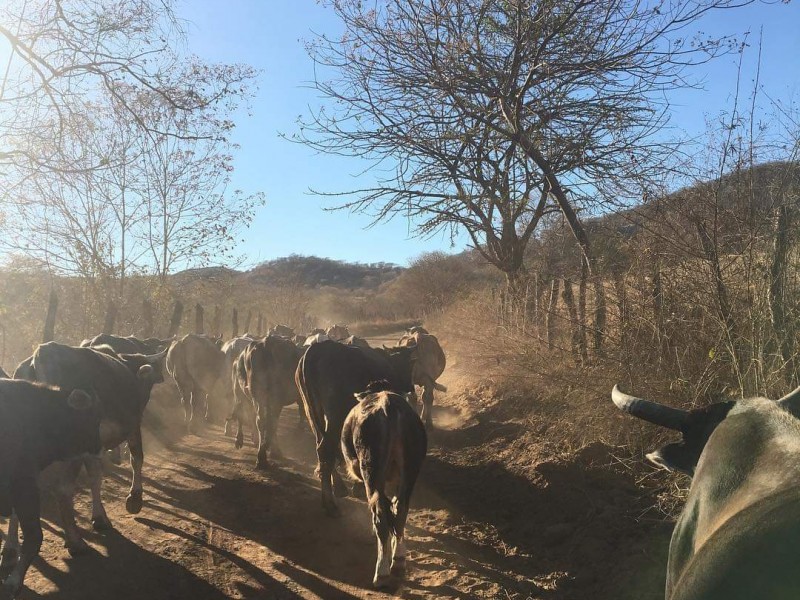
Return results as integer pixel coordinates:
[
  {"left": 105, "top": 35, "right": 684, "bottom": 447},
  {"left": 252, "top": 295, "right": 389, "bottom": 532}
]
[{"left": 6, "top": 365, "right": 669, "bottom": 599}]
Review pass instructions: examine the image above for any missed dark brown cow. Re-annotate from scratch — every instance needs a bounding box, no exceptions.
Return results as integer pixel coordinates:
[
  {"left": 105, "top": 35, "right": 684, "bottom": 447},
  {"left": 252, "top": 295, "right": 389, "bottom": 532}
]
[
  {"left": 399, "top": 331, "right": 446, "bottom": 428},
  {"left": 295, "top": 340, "right": 417, "bottom": 516},
  {"left": 0, "top": 380, "right": 101, "bottom": 598},
  {"left": 6, "top": 342, "right": 164, "bottom": 558},
  {"left": 80, "top": 333, "right": 173, "bottom": 355},
  {"left": 342, "top": 383, "right": 427, "bottom": 588},
  {"left": 166, "top": 334, "right": 227, "bottom": 432},
  {"left": 231, "top": 336, "right": 304, "bottom": 468}
]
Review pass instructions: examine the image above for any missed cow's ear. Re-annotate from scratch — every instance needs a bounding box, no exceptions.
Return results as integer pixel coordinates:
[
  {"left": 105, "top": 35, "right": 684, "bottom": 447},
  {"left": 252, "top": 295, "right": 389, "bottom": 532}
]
[
  {"left": 646, "top": 442, "right": 697, "bottom": 475},
  {"left": 137, "top": 364, "right": 154, "bottom": 380},
  {"left": 67, "top": 389, "right": 95, "bottom": 411}
]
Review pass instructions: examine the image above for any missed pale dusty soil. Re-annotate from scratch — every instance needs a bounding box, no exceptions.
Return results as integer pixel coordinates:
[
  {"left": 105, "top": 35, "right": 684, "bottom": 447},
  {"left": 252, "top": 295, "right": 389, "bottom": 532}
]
[{"left": 3, "top": 343, "right": 671, "bottom": 600}]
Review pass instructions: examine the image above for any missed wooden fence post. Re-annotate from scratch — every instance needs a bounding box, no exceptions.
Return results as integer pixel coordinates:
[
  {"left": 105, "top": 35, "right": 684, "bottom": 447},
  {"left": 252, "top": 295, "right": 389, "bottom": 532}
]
[
  {"left": 103, "top": 301, "right": 118, "bottom": 334},
  {"left": 43, "top": 288, "right": 58, "bottom": 342},
  {"left": 168, "top": 301, "right": 184, "bottom": 337}
]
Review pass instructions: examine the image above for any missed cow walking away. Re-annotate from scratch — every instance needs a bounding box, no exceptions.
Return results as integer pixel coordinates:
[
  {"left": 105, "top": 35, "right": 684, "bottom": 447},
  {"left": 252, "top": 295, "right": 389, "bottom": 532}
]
[
  {"left": 221, "top": 335, "right": 259, "bottom": 437},
  {"left": 342, "top": 383, "right": 427, "bottom": 588},
  {"left": 167, "top": 334, "right": 227, "bottom": 432},
  {"left": 612, "top": 384, "right": 800, "bottom": 599},
  {"left": 295, "top": 340, "right": 417, "bottom": 516},
  {"left": 399, "top": 330, "right": 446, "bottom": 428},
  {"left": 230, "top": 336, "right": 304, "bottom": 468},
  {"left": 80, "top": 333, "right": 173, "bottom": 355},
  {"left": 6, "top": 342, "right": 165, "bottom": 560},
  {"left": 0, "top": 380, "right": 101, "bottom": 598}
]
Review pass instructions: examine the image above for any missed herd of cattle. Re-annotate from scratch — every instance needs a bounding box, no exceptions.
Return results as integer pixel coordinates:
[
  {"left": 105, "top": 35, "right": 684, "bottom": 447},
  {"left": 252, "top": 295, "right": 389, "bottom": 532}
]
[
  {"left": 2, "top": 319, "right": 800, "bottom": 598},
  {"left": 0, "top": 323, "right": 446, "bottom": 596}
]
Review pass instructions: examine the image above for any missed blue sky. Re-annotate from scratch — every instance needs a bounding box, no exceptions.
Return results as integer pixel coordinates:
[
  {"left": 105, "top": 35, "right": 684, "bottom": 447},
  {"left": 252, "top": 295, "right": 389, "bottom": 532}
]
[{"left": 178, "top": 0, "right": 800, "bottom": 267}]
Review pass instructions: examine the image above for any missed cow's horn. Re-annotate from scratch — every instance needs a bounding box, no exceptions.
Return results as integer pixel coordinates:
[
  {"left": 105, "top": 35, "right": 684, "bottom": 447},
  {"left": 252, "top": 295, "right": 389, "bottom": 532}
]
[
  {"left": 779, "top": 385, "right": 800, "bottom": 409},
  {"left": 611, "top": 385, "right": 687, "bottom": 431},
  {"left": 145, "top": 349, "right": 168, "bottom": 362}
]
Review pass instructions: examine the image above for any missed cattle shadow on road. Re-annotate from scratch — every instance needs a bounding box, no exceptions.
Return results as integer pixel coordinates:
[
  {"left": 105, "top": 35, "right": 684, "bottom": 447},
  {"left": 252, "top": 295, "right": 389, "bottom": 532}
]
[
  {"left": 19, "top": 528, "right": 237, "bottom": 600},
  {"left": 409, "top": 446, "right": 668, "bottom": 599},
  {"left": 139, "top": 450, "right": 381, "bottom": 592}
]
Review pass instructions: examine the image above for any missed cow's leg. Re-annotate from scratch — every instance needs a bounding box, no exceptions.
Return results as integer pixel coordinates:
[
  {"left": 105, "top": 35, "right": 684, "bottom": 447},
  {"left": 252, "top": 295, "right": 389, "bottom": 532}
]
[
  {"left": 177, "top": 379, "right": 192, "bottom": 426},
  {"left": 0, "top": 514, "right": 19, "bottom": 575},
  {"left": 391, "top": 494, "right": 410, "bottom": 576},
  {"left": 1, "top": 478, "right": 41, "bottom": 599},
  {"left": 255, "top": 403, "right": 270, "bottom": 469},
  {"left": 125, "top": 428, "right": 144, "bottom": 514},
  {"left": 55, "top": 460, "right": 89, "bottom": 556},
  {"left": 268, "top": 404, "right": 285, "bottom": 459},
  {"left": 420, "top": 381, "right": 434, "bottom": 429},
  {"left": 85, "top": 456, "right": 112, "bottom": 531},
  {"left": 317, "top": 432, "right": 340, "bottom": 517},
  {"left": 296, "top": 401, "right": 305, "bottom": 430},
  {"left": 225, "top": 376, "right": 240, "bottom": 437}
]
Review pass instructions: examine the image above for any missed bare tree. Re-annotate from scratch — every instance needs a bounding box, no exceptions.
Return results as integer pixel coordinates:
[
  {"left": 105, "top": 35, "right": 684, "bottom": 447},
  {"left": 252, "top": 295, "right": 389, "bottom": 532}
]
[{"left": 298, "top": 0, "right": 757, "bottom": 353}]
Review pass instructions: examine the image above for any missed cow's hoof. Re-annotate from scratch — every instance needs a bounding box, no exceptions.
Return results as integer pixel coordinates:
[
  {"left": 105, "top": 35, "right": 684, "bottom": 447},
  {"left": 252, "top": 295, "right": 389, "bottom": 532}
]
[
  {"left": 234, "top": 436, "right": 244, "bottom": 450},
  {"left": 92, "top": 516, "right": 114, "bottom": 532},
  {"left": 125, "top": 493, "right": 143, "bottom": 514},
  {"left": 255, "top": 459, "right": 269, "bottom": 471},
  {"left": 373, "top": 575, "right": 392, "bottom": 589},
  {"left": 66, "top": 538, "right": 91, "bottom": 557}
]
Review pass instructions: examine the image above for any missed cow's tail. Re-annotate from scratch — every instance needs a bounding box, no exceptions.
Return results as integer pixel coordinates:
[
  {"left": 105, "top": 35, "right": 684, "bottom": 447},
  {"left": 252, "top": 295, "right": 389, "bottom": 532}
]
[
  {"left": 370, "top": 492, "right": 397, "bottom": 537},
  {"left": 295, "top": 352, "right": 325, "bottom": 439}
]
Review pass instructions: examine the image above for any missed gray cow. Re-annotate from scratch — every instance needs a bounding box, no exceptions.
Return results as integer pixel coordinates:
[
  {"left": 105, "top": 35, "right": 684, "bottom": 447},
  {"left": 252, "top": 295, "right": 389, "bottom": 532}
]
[{"left": 613, "top": 384, "right": 800, "bottom": 599}]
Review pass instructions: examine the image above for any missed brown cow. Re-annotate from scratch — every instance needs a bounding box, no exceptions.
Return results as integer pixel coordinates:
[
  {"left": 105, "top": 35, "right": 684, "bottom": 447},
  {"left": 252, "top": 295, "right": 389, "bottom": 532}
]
[
  {"left": 231, "top": 336, "right": 304, "bottom": 468},
  {"left": 399, "top": 331, "right": 446, "bottom": 428},
  {"left": 342, "top": 382, "right": 427, "bottom": 588},
  {"left": 166, "top": 334, "right": 227, "bottom": 432}
]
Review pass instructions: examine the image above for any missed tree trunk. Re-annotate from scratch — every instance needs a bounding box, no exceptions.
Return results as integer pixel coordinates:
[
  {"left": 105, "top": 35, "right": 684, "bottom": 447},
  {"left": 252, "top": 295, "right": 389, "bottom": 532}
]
[
  {"left": 103, "top": 301, "right": 118, "bottom": 334},
  {"left": 195, "top": 303, "right": 204, "bottom": 334},
  {"left": 769, "top": 204, "right": 795, "bottom": 383},
  {"left": 168, "top": 301, "right": 184, "bottom": 337},
  {"left": 42, "top": 288, "right": 58, "bottom": 343},
  {"left": 614, "top": 273, "right": 628, "bottom": 351},
  {"left": 232, "top": 308, "right": 239, "bottom": 337},
  {"left": 243, "top": 309, "right": 252, "bottom": 334},
  {"left": 652, "top": 257, "right": 665, "bottom": 344},
  {"left": 561, "top": 279, "right": 582, "bottom": 360},
  {"left": 546, "top": 279, "right": 560, "bottom": 350},
  {"left": 593, "top": 278, "right": 607, "bottom": 356},
  {"left": 578, "top": 260, "right": 589, "bottom": 363},
  {"left": 257, "top": 313, "right": 264, "bottom": 336}
]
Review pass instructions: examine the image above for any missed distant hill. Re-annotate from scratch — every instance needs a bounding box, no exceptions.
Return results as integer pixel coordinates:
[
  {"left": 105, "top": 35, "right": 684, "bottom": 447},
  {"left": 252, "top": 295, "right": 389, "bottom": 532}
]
[
  {"left": 245, "top": 255, "right": 403, "bottom": 289},
  {"left": 172, "top": 255, "right": 405, "bottom": 290}
]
